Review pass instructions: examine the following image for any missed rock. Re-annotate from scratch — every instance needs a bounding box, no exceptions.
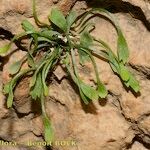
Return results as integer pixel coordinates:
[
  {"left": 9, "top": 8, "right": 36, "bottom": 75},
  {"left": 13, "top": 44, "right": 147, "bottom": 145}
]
[
  {"left": 0, "top": 0, "right": 76, "bottom": 34},
  {"left": 129, "top": 141, "right": 149, "bottom": 150},
  {"left": 0, "top": 113, "right": 33, "bottom": 141},
  {"left": 139, "top": 116, "right": 150, "bottom": 136},
  {"left": 13, "top": 77, "right": 33, "bottom": 114},
  {"left": 53, "top": 65, "right": 66, "bottom": 81},
  {"left": 0, "top": 0, "right": 54, "bottom": 34},
  {"left": 122, "top": 0, "right": 150, "bottom": 22},
  {"left": 45, "top": 78, "right": 134, "bottom": 150},
  {"left": 0, "top": 72, "right": 10, "bottom": 119},
  {"left": 53, "top": 0, "right": 60, "bottom": 4},
  {"left": 120, "top": 89, "right": 150, "bottom": 121},
  {"left": 2, "top": 50, "right": 27, "bottom": 83},
  {"left": 15, "top": 132, "right": 45, "bottom": 150},
  {"left": 0, "top": 146, "right": 31, "bottom": 150},
  {"left": 31, "top": 116, "right": 43, "bottom": 136},
  {"left": 137, "top": 116, "right": 150, "bottom": 144},
  {"left": 0, "top": 111, "right": 45, "bottom": 149},
  {"left": 57, "top": 0, "right": 77, "bottom": 15}
]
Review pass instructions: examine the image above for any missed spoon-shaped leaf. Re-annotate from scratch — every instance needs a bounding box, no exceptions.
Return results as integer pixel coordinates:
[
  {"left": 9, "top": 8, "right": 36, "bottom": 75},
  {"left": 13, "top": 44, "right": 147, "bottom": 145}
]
[
  {"left": 119, "top": 62, "right": 130, "bottom": 81},
  {"left": 128, "top": 74, "right": 140, "bottom": 93},
  {"left": 117, "top": 30, "right": 129, "bottom": 64},
  {"left": 3, "top": 82, "right": 10, "bottom": 94},
  {"left": 49, "top": 8, "right": 67, "bottom": 32},
  {"left": 27, "top": 53, "right": 35, "bottom": 68},
  {"left": 79, "top": 88, "right": 89, "bottom": 104},
  {"left": 9, "top": 60, "right": 23, "bottom": 75},
  {"left": 22, "top": 20, "right": 35, "bottom": 32},
  {"left": 80, "top": 81, "right": 98, "bottom": 100},
  {"left": 97, "top": 83, "right": 108, "bottom": 98},
  {"left": 43, "top": 116, "right": 54, "bottom": 142},
  {"left": 0, "top": 44, "right": 11, "bottom": 55},
  {"left": 30, "top": 73, "right": 43, "bottom": 100},
  {"left": 66, "top": 10, "right": 77, "bottom": 30}
]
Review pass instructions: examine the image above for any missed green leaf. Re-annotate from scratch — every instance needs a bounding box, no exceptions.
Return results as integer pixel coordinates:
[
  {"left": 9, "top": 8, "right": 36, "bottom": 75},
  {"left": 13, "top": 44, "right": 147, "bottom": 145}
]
[
  {"left": 119, "top": 63, "right": 130, "bottom": 81},
  {"left": 42, "top": 62, "right": 52, "bottom": 97},
  {"left": 79, "top": 88, "right": 89, "bottom": 104},
  {"left": 65, "top": 64, "right": 89, "bottom": 104},
  {"left": 79, "top": 47, "right": 108, "bottom": 99},
  {"left": 22, "top": 20, "right": 35, "bottom": 32},
  {"left": 108, "top": 53, "right": 120, "bottom": 73},
  {"left": 89, "top": 9, "right": 129, "bottom": 64},
  {"left": 97, "top": 83, "right": 107, "bottom": 98},
  {"left": 95, "top": 39, "right": 120, "bottom": 73},
  {"left": 62, "top": 53, "right": 70, "bottom": 66},
  {"left": 43, "top": 84, "right": 49, "bottom": 96},
  {"left": 127, "top": 74, "right": 140, "bottom": 93},
  {"left": 3, "top": 82, "right": 10, "bottom": 94},
  {"left": 117, "top": 30, "right": 129, "bottom": 64},
  {"left": 43, "top": 116, "right": 54, "bottom": 142},
  {"left": 7, "top": 89, "right": 14, "bottom": 108},
  {"left": 27, "top": 53, "right": 35, "bottom": 68},
  {"left": 22, "top": 20, "right": 38, "bottom": 40},
  {"left": 78, "top": 49, "right": 90, "bottom": 64},
  {"left": 0, "top": 44, "right": 11, "bottom": 55},
  {"left": 4, "top": 69, "right": 33, "bottom": 107},
  {"left": 42, "top": 62, "right": 51, "bottom": 97},
  {"left": 66, "top": 10, "right": 77, "bottom": 29},
  {"left": 102, "top": 49, "right": 120, "bottom": 73},
  {"left": 108, "top": 51, "right": 118, "bottom": 66},
  {"left": 9, "top": 60, "right": 22, "bottom": 75},
  {"left": 80, "top": 31, "right": 93, "bottom": 48},
  {"left": 110, "top": 63, "right": 119, "bottom": 73},
  {"left": 30, "top": 73, "right": 43, "bottom": 100},
  {"left": 30, "top": 60, "right": 46, "bottom": 88},
  {"left": 80, "top": 81, "right": 98, "bottom": 100},
  {"left": 30, "top": 73, "right": 37, "bottom": 88},
  {"left": 37, "top": 37, "right": 53, "bottom": 44},
  {"left": 41, "top": 48, "right": 60, "bottom": 96},
  {"left": 49, "top": 8, "right": 67, "bottom": 32},
  {"left": 94, "top": 49, "right": 110, "bottom": 62},
  {"left": 124, "top": 79, "right": 130, "bottom": 87},
  {"left": 39, "top": 30, "right": 60, "bottom": 40}
]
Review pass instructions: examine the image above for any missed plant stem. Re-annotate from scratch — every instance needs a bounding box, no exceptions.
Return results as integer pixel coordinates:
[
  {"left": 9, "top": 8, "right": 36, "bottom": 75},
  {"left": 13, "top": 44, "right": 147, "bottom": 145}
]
[{"left": 41, "top": 93, "right": 47, "bottom": 117}]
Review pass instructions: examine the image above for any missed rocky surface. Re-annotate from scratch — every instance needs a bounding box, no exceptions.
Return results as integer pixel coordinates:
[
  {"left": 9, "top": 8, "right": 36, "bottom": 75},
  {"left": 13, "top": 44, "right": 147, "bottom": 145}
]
[
  {"left": 122, "top": 0, "right": 150, "bottom": 22},
  {"left": 129, "top": 141, "right": 149, "bottom": 150},
  {"left": 0, "top": 0, "right": 150, "bottom": 150}
]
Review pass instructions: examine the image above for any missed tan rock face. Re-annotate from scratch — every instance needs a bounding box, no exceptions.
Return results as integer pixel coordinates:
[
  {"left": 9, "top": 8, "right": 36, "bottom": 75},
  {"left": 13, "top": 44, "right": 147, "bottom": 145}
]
[
  {"left": 122, "top": 0, "right": 150, "bottom": 22},
  {"left": 45, "top": 79, "right": 134, "bottom": 150},
  {"left": 0, "top": 0, "right": 150, "bottom": 150},
  {"left": 0, "top": 0, "right": 76, "bottom": 34},
  {"left": 129, "top": 141, "right": 149, "bottom": 150}
]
